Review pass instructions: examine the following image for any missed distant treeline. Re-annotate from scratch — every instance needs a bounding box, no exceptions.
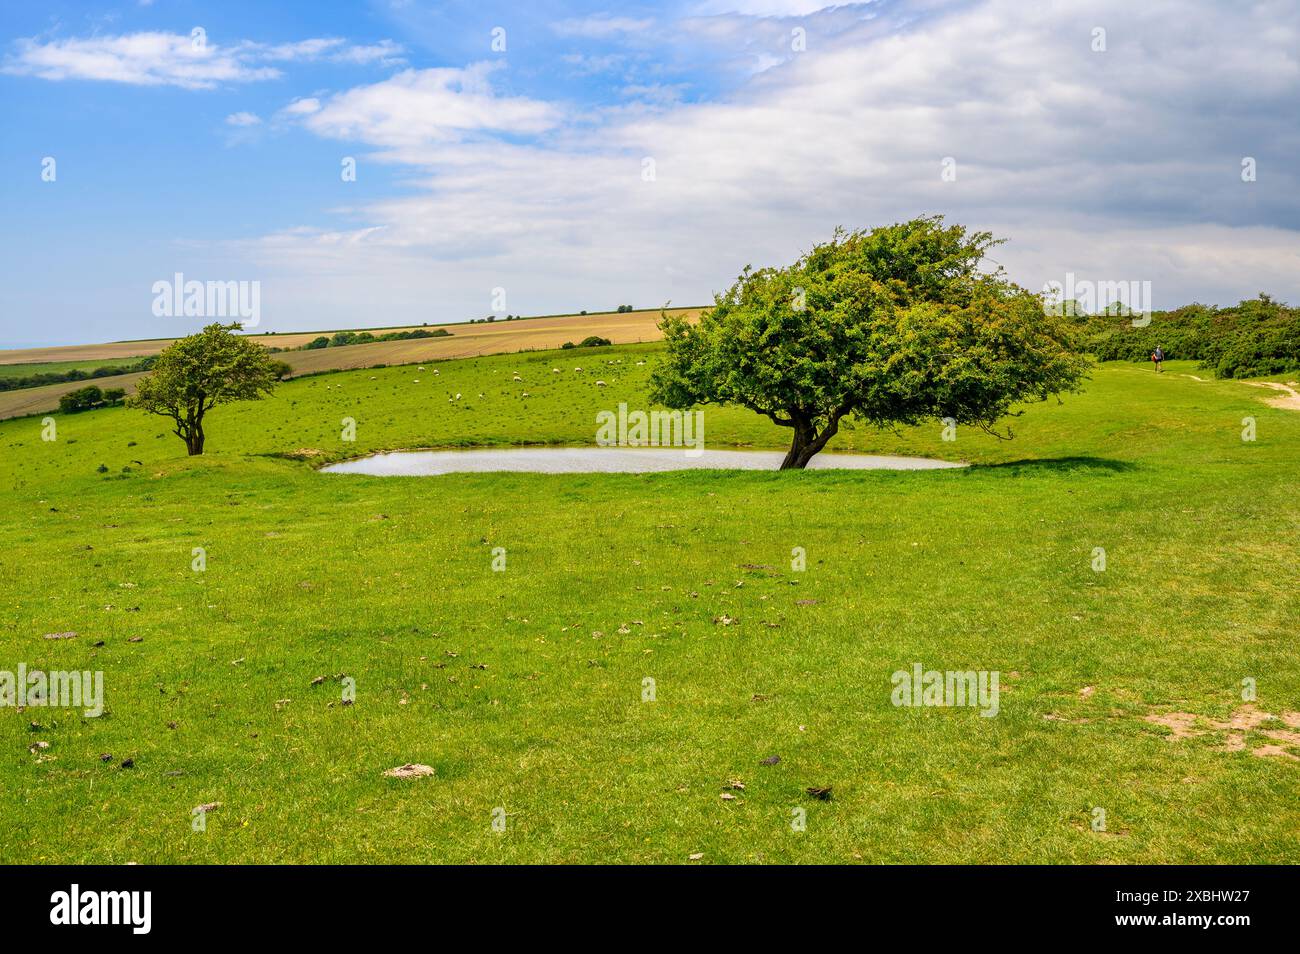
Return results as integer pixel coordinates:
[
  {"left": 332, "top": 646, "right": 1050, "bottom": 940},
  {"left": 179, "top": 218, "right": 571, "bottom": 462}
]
[
  {"left": 1075, "top": 295, "right": 1300, "bottom": 379},
  {"left": 268, "top": 327, "right": 451, "bottom": 353},
  {"left": 561, "top": 336, "right": 613, "bottom": 349},
  {"left": 59, "top": 384, "right": 128, "bottom": 413},
  {"left": 0, "top": 356, "right": 156, "bottom": 392},
  {"left": 467, "top": 305, "right": 634, "bottom": 323}
]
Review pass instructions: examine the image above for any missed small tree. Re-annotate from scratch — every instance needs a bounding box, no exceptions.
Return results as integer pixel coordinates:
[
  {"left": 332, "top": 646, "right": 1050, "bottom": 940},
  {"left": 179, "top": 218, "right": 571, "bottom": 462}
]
[
  {"left": 651, "top": 217, "right": 1088, "bottom": 469},
  {"left": 59, "top": 385, "right": 104, "bottom": 413},
  {"left": 129, "top": 322, "right": 279, "bottom": 455}
]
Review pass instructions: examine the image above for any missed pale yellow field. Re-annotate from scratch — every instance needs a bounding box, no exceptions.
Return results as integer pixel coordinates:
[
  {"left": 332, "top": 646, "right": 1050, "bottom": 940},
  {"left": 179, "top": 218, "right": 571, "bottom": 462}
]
[{"left": 0, "top": 308, "right": 698, "bottom": 420}]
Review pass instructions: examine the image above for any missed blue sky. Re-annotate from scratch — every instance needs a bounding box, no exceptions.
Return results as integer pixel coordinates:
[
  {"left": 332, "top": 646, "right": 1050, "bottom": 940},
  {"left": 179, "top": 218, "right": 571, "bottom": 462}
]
[{"left": 2, "top": 0, "right": 1298, "bottom": 347}]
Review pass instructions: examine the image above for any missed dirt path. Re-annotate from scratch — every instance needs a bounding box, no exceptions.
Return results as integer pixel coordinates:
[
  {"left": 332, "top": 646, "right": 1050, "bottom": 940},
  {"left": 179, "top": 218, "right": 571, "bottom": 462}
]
[
  {"left": 1171, "top": 370, "right": 1300, "bottom": 412},
  {"left": 1245, "top": 380, "right": 1300, "bottom": 410}
]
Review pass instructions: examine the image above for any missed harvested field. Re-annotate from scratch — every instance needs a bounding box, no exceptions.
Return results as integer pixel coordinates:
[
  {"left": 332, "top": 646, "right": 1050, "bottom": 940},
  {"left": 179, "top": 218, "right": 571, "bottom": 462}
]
[
  {"left": 0, "top": 308, "right": 691, "bottom": 365},
  {"left": 0, "top": 308, "right": 696, "bottom": 420}
]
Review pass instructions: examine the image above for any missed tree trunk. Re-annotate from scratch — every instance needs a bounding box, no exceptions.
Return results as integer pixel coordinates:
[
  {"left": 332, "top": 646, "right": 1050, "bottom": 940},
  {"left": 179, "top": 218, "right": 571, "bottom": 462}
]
[
  {"left": 774, "top": 418, "right": 837, "bottom": 470},
  {"left": 779, "top": 415, "right": 841, "bottom": 469},
  {"left": 183, "top": 417, "right": 205, "bottom": 456},
  {"left": 780, "top": 425, "right": 813, "bottom": 469}
]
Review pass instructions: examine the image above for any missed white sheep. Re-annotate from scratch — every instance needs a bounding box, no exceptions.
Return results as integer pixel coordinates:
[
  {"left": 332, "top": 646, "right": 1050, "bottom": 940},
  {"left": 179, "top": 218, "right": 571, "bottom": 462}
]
[{"left": 595, "top": 380, "right": 607, "bottom": 387}]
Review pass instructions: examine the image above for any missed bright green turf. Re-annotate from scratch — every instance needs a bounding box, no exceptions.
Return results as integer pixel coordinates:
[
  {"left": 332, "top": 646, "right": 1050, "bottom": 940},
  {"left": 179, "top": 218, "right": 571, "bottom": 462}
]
[{"left": 1, "top": 347, "right": 1296, "bottom": 863}]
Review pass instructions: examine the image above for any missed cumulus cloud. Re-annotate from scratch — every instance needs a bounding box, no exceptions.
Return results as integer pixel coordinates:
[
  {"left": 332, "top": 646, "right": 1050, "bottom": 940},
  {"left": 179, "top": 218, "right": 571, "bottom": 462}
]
[
  {"left": 4, "top": 32, "right": 277, "bottom": 89},
  {"left": 300, "top": 64, "right": 562, "bottom": 148},
  {"left": 3, "top": 31, "right": 405, "bottom": 89},
  {"left": 248, "top": 0, "right": 1300, "bottom": 325},
  {"left": 225, "top": 111, "right": 262, "bottom": 126},
  {"left": 281, "top": 97, "right": 322, "bottom": 116}
]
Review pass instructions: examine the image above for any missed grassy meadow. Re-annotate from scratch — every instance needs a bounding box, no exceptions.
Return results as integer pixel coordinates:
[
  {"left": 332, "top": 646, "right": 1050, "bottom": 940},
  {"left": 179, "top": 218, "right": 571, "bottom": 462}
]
[{"left": 1, "top": 345, "right": 1297, "bottom": 863}]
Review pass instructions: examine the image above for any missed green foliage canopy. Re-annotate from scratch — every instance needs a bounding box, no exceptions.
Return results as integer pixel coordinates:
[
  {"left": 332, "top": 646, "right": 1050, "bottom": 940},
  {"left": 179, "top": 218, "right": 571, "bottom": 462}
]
[
  {"left": 650, "top": 217, "right": 1089, "bottom": 468},
  {"left": 128, "top": 322, "right": 279, "bottom": 455}
]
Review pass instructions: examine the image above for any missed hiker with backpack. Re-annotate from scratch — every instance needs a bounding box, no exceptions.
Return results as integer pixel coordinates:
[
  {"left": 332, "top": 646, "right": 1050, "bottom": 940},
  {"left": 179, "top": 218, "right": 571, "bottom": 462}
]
[{"left": 1151, "top": 345, "right": 1165, "bottom": 373}]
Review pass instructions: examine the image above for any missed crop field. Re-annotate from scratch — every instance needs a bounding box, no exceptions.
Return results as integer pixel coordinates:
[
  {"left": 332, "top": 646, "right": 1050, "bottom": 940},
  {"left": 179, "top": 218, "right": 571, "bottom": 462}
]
[
  {"left": 1, "top": 346, "right": 1296, "bottom": 864},
  {"left": 0, "top": 308, "right": 696, "bottom": 421}
]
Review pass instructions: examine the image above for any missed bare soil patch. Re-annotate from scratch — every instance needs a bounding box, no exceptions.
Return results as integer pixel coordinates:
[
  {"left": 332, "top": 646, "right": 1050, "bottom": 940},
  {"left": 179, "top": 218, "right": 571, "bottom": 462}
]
[{"left": 1144, "top": 704, "right": 1300, "bottom": 760}]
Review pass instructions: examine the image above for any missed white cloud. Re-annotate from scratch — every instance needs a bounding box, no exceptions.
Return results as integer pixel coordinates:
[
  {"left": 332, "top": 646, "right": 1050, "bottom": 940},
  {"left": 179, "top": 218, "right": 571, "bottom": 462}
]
[
  {"left": 4, "top": 32, "right": 278, "bottom": 89},
  {"left": 332, "top": 40, "right": 406, "bottom": 66},
  {"left": 253, "top": 38, "right": 344, "bottom": 61},
  {"left": 301, "top": 64, "right": 561, "bottom": 148},
  {"left": 690, "top": 1, "right": 859, "bottom": 15},
  {"left": 621, "top": 84, "right": 688, "bottom": 105},
  {"left": 3, "top": 31, "right": 405, "bottom": 89},
  {"left": 553, "top": 16, "right": 656, "bottom": 38},
  {"left": 282, "top": 97, "right": 322, "bottom": 116},
  {"left": 225, "top": 111, "right": 262, "bottom": 126},
  {"left": 244, "top": 0, "right": 1300, "bottom": 326},
  {"left": 560, "top": 52, "right": 627, "bottom": 76}
]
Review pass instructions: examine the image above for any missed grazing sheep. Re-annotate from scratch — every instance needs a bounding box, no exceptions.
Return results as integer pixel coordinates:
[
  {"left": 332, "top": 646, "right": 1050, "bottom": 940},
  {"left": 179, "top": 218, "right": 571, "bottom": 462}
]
[
  {"left": 418, "top": 367, "right": 425, "bottom": 372},
  {"left": 552, "top": 368, "right": 561, "bottom": 374},
  {"left": 521, "top": 392, "right": 531, "bottom": 398},
  {"left": 574, "top": 367, "right": 583, "bottom": 372},
  {"left": 595, "top": 380, "right": 607, "bottom": 387},
  {"left": 455, "top": 393, "right": 462, "bottom": 400}
]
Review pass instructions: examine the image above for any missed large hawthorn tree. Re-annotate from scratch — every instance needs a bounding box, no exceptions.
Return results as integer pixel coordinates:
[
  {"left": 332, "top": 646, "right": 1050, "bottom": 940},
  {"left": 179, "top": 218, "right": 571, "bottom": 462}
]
[
  {"left": 650, "top": 217, "right": 1089, "bottom": 469},
  {"left": 129, "top": 322, "right": 279, "bottom": 455}
]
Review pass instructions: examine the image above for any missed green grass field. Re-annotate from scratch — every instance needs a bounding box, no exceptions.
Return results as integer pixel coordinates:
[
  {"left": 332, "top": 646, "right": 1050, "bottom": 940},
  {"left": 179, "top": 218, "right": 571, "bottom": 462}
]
[{"left": 1, "top": 346, "right": 1296, "bottom": 863}]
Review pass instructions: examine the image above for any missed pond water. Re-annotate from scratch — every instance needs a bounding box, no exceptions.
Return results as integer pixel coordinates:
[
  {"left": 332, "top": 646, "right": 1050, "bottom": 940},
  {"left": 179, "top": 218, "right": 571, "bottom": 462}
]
[{"left": 320, "top": 447, "right": 966, "bottom": 475}]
